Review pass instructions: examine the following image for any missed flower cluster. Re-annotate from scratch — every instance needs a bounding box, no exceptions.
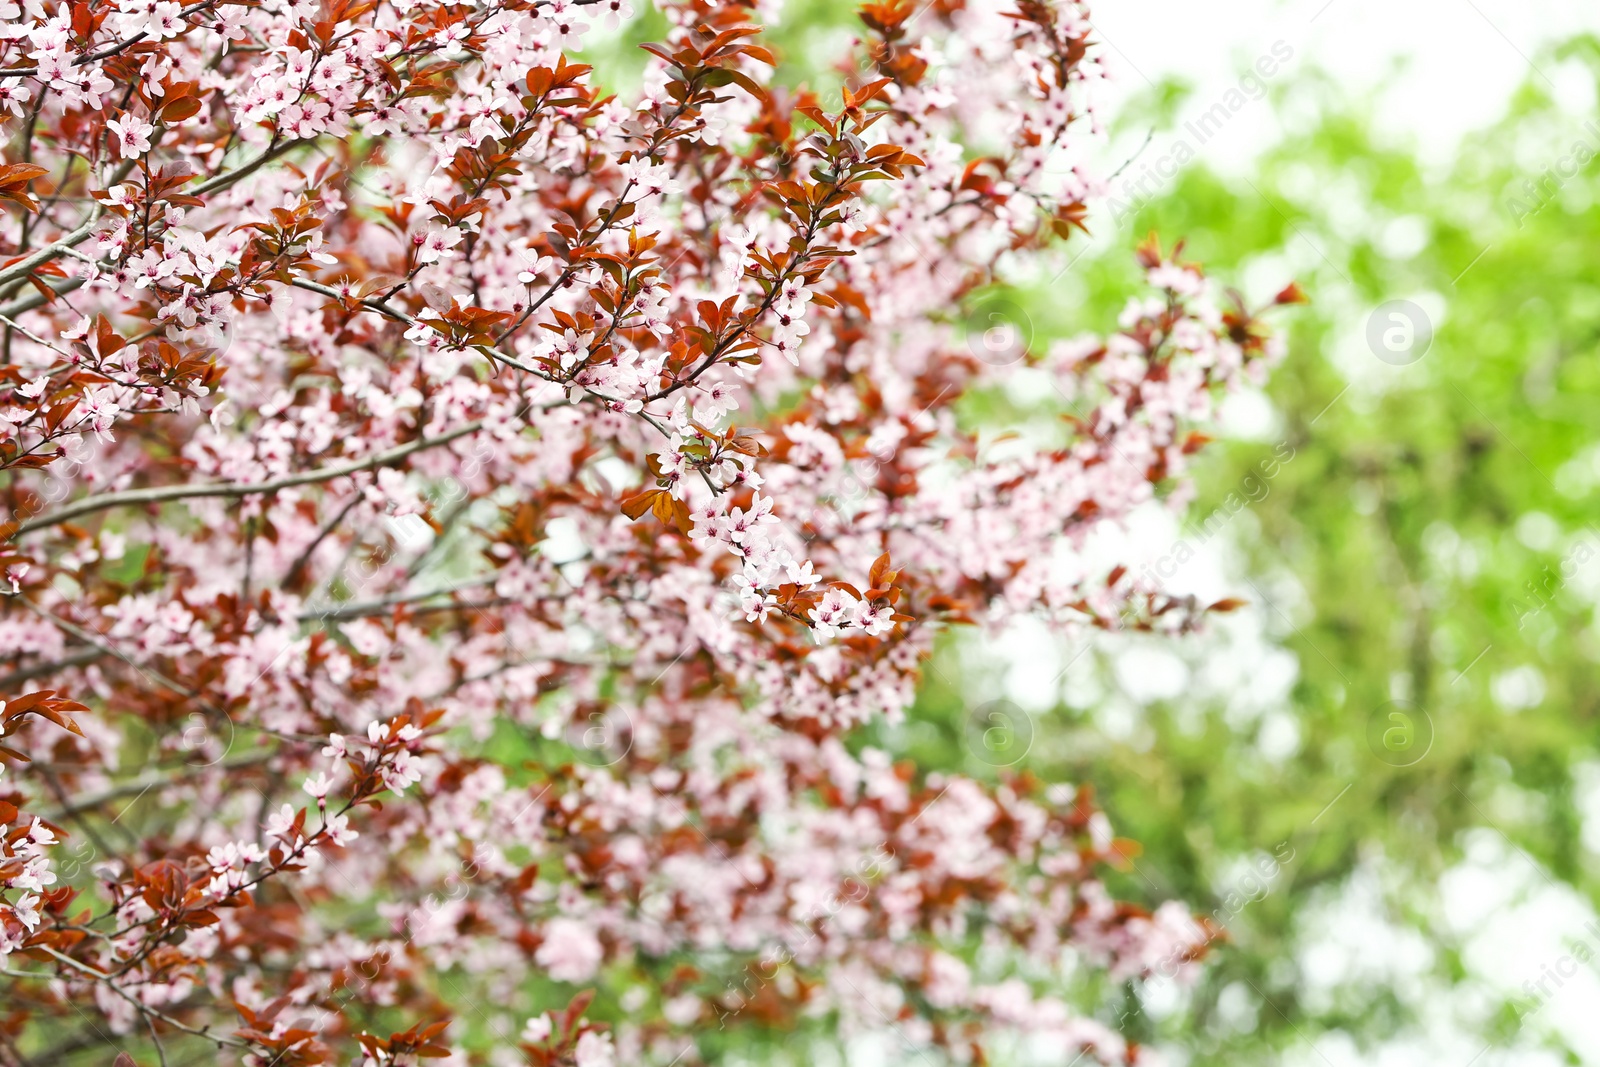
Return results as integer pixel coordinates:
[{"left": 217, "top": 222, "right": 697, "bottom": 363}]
[
  {"left": 0, "top": 694, "right": 85, "bottom": 944},
  {"left": 0, "top": 0, "right": 1296, "bottom": 1063}
]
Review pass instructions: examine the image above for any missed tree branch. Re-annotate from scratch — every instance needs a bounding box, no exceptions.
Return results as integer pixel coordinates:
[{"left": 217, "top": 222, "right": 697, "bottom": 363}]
[
  {"left": 13, "top": 418, "right": 486, "bottom": 536},
  {"left": 0, "top": 138, "right": 307, "bottom": 308},
  {"left": 37, "top": 750, "right": 275, "bottom": 823}
]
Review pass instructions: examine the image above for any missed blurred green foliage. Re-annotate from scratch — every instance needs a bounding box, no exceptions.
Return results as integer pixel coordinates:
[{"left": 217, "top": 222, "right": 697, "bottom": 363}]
[{"left": 894, "top": 35, "right": 1600, "bottom": 1067}]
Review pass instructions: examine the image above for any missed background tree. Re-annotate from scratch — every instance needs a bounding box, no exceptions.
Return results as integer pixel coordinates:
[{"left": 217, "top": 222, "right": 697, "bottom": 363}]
[{"left": 876, "top": 37, "right": 1600, "bottom": 1065}]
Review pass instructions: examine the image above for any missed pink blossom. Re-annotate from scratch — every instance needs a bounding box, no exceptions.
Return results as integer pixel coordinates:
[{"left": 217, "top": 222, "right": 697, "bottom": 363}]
[
  {"left": 0, "top": 0, "right": 1291, "bottom": 1059},
  {"left": 106, "top": 116, "right": 154, "bottom": 158},
  {"left": 536, "top": 917, "right": 604, "bottom": 983}
]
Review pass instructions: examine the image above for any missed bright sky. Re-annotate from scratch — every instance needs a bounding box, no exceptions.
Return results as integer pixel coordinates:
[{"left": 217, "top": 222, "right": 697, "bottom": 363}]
[{"left": 1091, "top": 0, "right": 1600, "bottom": 166}]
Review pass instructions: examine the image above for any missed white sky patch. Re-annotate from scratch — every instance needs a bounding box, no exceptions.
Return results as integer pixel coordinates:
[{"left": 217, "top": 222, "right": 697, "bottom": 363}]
[
  {"left": 1491, "top": 665, "right": 1548, "bottom": 712},
  {"left": 1112, "top": 644, "right": 1191, "bottom": 703},
  {"left": 1089, "top": 0, "right": 1600, "bottom": 170},
  {"left": 1440, "top": 829, "right": 1600, "bottom": 1063}
]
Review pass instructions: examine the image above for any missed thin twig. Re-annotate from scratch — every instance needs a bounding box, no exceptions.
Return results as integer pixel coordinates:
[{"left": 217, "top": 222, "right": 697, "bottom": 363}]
[{"left": 14, "top": 419, "right": 487, "bottom": 535}]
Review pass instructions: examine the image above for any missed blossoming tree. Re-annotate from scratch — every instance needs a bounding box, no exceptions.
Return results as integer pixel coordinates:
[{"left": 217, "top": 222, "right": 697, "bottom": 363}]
[{"left": 0, "top": 0, "right": 1298, "bottom": 1063}]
